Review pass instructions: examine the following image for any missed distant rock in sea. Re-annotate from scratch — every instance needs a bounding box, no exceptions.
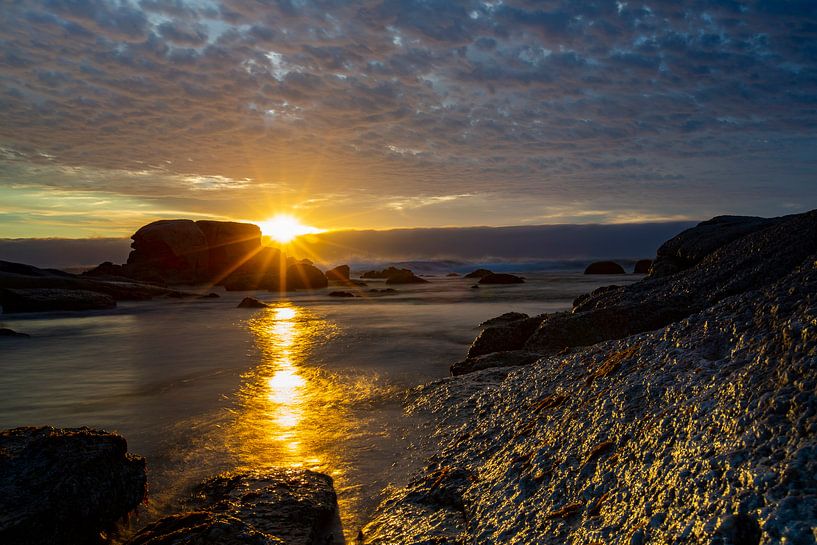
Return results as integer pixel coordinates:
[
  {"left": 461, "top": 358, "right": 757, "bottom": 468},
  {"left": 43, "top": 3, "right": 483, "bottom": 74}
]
[
  {"left": 384, "top": 270, "right": 429, "bottom": 285},
  {"left": 478, "top": 273, "right": 524, "bottom": 284},
  {"left": 0, "top": 327, "right": 29, "bottom": 338},
  {"left": 446, "top": 272, "right": 460, "bottom": 277},
  {"left": 584, "top": 261, "right": 625, "bottom": 274},
  {"left": 0, "top": 427, "right": 146, "bottom": 545},
  {"left": 237, "top": 297, "right": 268, "bottom": 308},
  {"left": 463, "top": 268, "right": 493, "bottom": 279},
  {"left": 326, "top": 264, "right": 351, "bottom": 282},
  {"left": 329, "top": 291, "right": 355, "bottom": 298},
  {"left": 286, "top": 263, "right": 329, "bottom": 290},
  {"left": 633, "top": 258, "right": 653, "bottom": 274}
]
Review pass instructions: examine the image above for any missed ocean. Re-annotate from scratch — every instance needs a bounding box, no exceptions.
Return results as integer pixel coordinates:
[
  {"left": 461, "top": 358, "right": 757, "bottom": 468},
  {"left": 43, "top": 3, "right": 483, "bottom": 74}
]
[{"left": 0, "top": 271, "right": 641, "bottom": 542}]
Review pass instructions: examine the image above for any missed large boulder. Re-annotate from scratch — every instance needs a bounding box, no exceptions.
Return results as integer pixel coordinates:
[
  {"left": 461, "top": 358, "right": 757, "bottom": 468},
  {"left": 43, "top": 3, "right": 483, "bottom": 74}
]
[
  {"left": 0, "top": 288, "right": 116, "bottom": 313},
  {"left": 584, "top": 261, "right": 625, "bottom": 274},
  {"left": 286, "top": 264, "right": 328, "bottom": 290},
  {"left": 361, "top": 267, "right": 408, "bottom": 279},
  {"left": 125, "top": 220, "right": 210, "bottom": 284},
  {"left": 196, "top": 221, "right": 265, "bottom": 280},
  {"left": 325, "top": 265, "right": 351, "bottom": 282},
  {"left": 127, "top": 470, "right": 339, "bottom": 545},
  {"left": 478, "top": 273, "right": 524, "bottom": 285},
  {"left": 463, "top": 268, "right": 493, "bottom": 279},
  {"left": 0, "top": 427, "right": 146, "bottom": 545},
  {"left": 384, "top": 270, "right": 429, "bottom": 285},
  {"left": 237, "top": 297, "right": 268, "bottom": 308}
]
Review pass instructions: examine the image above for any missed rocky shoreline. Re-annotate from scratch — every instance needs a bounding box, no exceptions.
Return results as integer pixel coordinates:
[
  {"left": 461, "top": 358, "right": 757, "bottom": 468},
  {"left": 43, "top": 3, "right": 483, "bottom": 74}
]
[{"left": 2, "top": 211, "right": 816, "bottom": 544}]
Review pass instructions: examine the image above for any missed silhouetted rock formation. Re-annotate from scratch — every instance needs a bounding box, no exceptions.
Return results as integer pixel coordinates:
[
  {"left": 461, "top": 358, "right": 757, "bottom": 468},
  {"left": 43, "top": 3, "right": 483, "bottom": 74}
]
[
  {"left": 329, "top": 291, "right": 355, "bottom": 298},
  {"left": 450, "top": 350, "right": 541, "bottom": 376},
  {"left": 0, "top": 427, "right": 146, "bottom": 545},
  {"left": 463, "top": 209, "right": 817, "bottom": 368},
  {"left": 649, "top": 215, "right": 779, "bottom": 277},
  {"left": 384, "top": 270, "right": 429, "bottom": 284},
  {"left": 478, "top": 273, "right": 524, "bottom": 284},
  {"left": 0, "top": 288, "right": 116, "bottom": 313},
  {"left": 463, "top": 268, "right": 493, "bottom": 279},
  {"left": 286, "top": 263, "right": 329, "bottom": 290},
  {"left": 128, "top": 470, "right": 339, "bottom": 545},
  {"left": 446, "top": 272, "right": 460, "bottom": 277},
  {"left": 584, "top": 261, "right": 625, "bottom": 274},
  {"left": 0, "top": 327, "right": 29, "bottom": 338},
  {"left": 633, "top": 259, "right": 652, "bottom": 274},
  {"left": 479, "top": 312, "right": 529, "bottom": 328},
  {"left": 326, "top": 265, "right": 351, "bottom": 282},
  {"left": 237, "top": 297, "right": 268, "bottom": 309}
]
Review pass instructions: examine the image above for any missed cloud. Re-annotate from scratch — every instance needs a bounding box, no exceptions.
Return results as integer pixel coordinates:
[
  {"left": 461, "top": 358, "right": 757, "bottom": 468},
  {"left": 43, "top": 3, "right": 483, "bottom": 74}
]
[{"left": 0, "top": 0, "right": 815, "bottom": 237}]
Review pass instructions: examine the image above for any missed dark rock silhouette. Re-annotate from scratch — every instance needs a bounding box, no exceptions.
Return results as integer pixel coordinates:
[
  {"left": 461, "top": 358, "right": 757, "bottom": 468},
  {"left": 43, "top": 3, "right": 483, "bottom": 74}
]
[
  {"left": 0, "top": 288, "right": 116, "bottom": 313},
  {"left": 286, "top": 263, "right": 328, "bottom": 290},
  {"left": 479, "top": 273, "right": 524, "bottom": 284},
  {"left": 384, "top": 270, "right": 429, "bottom": 285},
  {"left": 479, "top": 312, "right": 529, "bottom": 328},
  {"left": 463, "top": 209, "right": 817, "bottom": 367},
  {"left": 464, "top": 268, "right": 493, "bottom": 279},
  {"left": 329, "top": 291, "right": 355, "bottom": 297},
  {"left": 450, "top": 350, "right": 541, "bottom": 376},
  {"left": 446, "top": 272, "right": 460, "bottom": 277},
  {"left": 368, "top": 288, "right": 398, "bottom": 294},
  {"left": 237, "top": 297, "right": 268, "bottom": 308},
  {"left": 471, "top": 285, "right": 480, "bottom": 289},
  {"left": 584, "top": 261, "right": 625, "bottom": 274},
  {"left": 649, "top": 215, "right": 779, "bottom": 277},
  {"left": 0, "top": 427, "right": 146, "bottom": 545},
  {"left": 633, "top": 259, "right": 652, "bottom": 274},
  {"left": 128, "top": 470, "right": 339, "bottom": 545},
  {"left": 326, "top": 265, "right": 351, "bottom": 282},
  {"left": 0, "top": 328, "right": 29, "bottom": 338}
]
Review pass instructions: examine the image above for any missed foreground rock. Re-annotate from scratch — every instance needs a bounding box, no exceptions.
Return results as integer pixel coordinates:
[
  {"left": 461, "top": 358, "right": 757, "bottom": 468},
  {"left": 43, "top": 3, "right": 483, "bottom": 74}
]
[
  {"left": 364, "top": 250, "right": 817, "bottom": 544},
  {"left": 450, "top": 350, "right": 541, "bottom": 376},
  {"left": 478, "top": 273, "right": 524, "bottom": 284},
  {"left": 466, "top": 210, "right": 817, "bottom": 362},
  {"left": 583, "top": 261, "right": 625, "bottom": 274},
  {"left": 128, "top": 470, "right": 339, "bottom": 545},
  {"left": 0, "top": 427, "right": 146, "bottom": 545},
  {"left": 0, "top": 288, "right": 116, "bottom": 313}
]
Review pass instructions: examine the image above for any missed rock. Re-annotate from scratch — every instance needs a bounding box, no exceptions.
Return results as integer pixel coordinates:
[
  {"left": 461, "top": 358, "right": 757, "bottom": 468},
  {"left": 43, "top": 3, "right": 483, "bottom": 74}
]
[
  {"left": 450, "top": 350, "right": 542, "bottom": 375},
  {"left": 384, "top": 270, "right": 429, "bottom": 285},
  {"left": 129, "top": 470, "right": 339, "bottom": 545},
  {"left": 285, "top": 264, "right": 328, "bottom": 290},
  {"left": 633, "top": 259, "right": 652, "bottom": 274},
  {"left": 479, "top": 273, "right": 525, "bottom": 284},
  {"left": 715, "top": 514, "right": 762, "bottom": 545},
  {"left": 479, "top": 312, "right": 530, "bottom": 328},
  {"left": 199, "top": 293, "right": 220, "bottom": 298},
  {"left": 0, "top": 288, "right": 116, "bottom": 313},
  {"left": 126, "top": 511, "right": 282, "bottom": 545},
  {"left": 446, "top": 272, "right": 460, "bottom": 277},
  {"left": 361, "top": 267, "right": 403, "bottom": 279},
  {"left": 223, "top": 273, "right": 282, "bottom": 292},
  {"left": 125, "top": 219, "right": 210, "bottom": 284},
  {"left": 82, "top": 261, "right": 127, "bottom": 278},
  {"left": 0, "top": 426, "right": 146, "bottom": 545},
  {"left": 328, "top": 291, "right": 355, "bottom": 298},
  {"left": 0, "top": 327, "right": 29, "bottom": 337},
  {"left": 468, "top": 316, "right": 545, "bottom": 358},
  {"left": 584, "top": 261, "right": 625, "bottom": 274},
  {"left": 464, "top": 268, "right": 493, "bottom": 279},
  {"left": 195, "top": 220, "right": 267, "bottom": 280},
  {"left": 471, "top": 285, "right": 480, "bottom": 289},
  {"left": 237, "top": 297, "right": 268, "bottom": 308},
  {"left": 325, "top": 265, "right": 351, "bottom": 282},
  {"left": 650, "top": 215, "right": 780, "bottom": 278},
  {"left": 368, "top": 288, "right": 398, "bottom": 295}
]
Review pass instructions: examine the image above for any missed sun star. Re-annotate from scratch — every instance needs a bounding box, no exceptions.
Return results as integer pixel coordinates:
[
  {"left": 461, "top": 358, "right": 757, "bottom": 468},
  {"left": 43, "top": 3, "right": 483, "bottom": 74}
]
[{"left": 258, "top": 214, "right": 322, "bottom": 243}]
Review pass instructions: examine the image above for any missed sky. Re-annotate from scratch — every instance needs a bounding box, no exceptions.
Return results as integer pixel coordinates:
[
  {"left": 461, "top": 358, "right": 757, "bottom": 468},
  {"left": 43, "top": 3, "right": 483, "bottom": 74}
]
[{"left": 1, "top": 0, "right": 816, "bottom": 238}]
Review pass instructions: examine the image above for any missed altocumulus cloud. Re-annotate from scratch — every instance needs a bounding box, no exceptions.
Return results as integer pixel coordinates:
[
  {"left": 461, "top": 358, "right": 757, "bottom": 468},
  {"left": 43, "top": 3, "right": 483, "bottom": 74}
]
[{"left": 0, "top": 0, "right": 816, "bottom": 236}]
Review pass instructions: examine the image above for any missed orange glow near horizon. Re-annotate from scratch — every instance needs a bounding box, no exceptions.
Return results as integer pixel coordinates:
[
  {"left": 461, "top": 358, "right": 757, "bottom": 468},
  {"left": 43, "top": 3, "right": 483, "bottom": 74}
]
[{"left": 257, "top": 214, "right": 323, "bottom": 243}]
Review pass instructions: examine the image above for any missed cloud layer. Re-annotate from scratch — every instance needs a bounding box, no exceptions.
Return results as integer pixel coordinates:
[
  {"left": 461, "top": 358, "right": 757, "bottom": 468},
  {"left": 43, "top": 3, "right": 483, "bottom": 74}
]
[{"left": 1, "top": 0, "right": 816, "bottom": 236}]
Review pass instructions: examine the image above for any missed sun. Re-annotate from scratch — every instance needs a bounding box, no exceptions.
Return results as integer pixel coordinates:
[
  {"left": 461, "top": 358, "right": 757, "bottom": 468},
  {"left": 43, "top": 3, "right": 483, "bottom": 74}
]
[{"left": 258, "top": 214, "right": 322, "bottom": 243}]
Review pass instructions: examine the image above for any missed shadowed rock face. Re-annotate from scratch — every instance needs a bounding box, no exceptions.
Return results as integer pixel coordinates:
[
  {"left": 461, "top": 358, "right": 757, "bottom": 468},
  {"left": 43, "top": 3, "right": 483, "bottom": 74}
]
[
  {"left": 0, "top": 427, "right": 146, "bottom": 545},
  {"left": 127, "top": 470, "right": 339, "bottom": 545},
  {"left": 364, "top": 245, "right": 817, "bottom": 544},
  {"left": 325, "top": 265, "right": 351, "bottom": 282},
  {"left": 584, "top": 261, "right": 625, "bottom": 274},
  {"left": 286, "top": 263, "right": 329, "bottom": 289},
  {"left": 384, "top": 270, "right": 429, "bottom": 284},
  {"left": 633, "top": 259, "right": 652, "bottom": 274}
]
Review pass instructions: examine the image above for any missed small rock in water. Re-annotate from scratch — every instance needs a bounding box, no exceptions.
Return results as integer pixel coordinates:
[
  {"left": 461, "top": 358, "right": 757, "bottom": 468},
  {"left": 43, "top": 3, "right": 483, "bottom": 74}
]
[
  {"left": 0, "top": 327, "right": 29, "bottom": 338},
  {"left": 479, "top": 273, "right": 525, "bottom": 284},
  {"left": 584, "top": 261, "right": 626, "bottom": 274},
  {"left": 329, "top": 291, "right": 355, "bottom": 298},
  {"left": 237, "top": 297, "right": 268, "bottom": 308}
]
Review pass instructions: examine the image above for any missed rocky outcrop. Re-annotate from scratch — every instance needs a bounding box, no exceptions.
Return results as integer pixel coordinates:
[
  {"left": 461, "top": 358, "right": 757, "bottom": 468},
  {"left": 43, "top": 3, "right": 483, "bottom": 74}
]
[
  {"left": 468, "top": 315, "right": 545, "bottom": 358},
  {"left": 128, "top": 470, "right": 339, "bottom": 545},
  {"left": 364, "top": 240, "right": 817, "bottom": 544},
  {"left": 633, "top": 259, "right": 652, "bottom": 274},
  {"left": 649, "top": 215, "right": 779, "bottom": 277},
  {"left": 384, "top": 270, "right": 429, "bottom": 285},
  {"left": 0, "top": 427, "right": 146, "bottom": 545},
  {"left": 286, "top": 264, "right": 328, "bottom": 290},
  {"left": 450, "top": 350, "right": 542, "bottom": 376},
  {"left": 328, "top": 291, "right": 355, "bottom": 298},
  {"left": 446, "top": 272, "right": 460, "bottom": 277},
  {"left": 0, "top": 327, "right": 30, "bottom": 337},
  {"left": 0, "top": 288, "right": 116, "bottom": 313},
  {"left": 479, "top": 312, "right": 529, "bottom": 328},
  {"left": 463, "top": 268, "right": 493, "bottom": 279},
  {"left": 463, "top": 210, "right": 817, "bottom": 362},
  {"left": 325, "top": 265, "right": 351, "bottom": 282},
  {"left": 237, "top": 297, "right": 268, "bottom": 308},
  {"left": 478, "top": 273, "right": 524, "bottom": 284},
  {"left": 583, "top": 261, "right": 625, "bottom": 274}
]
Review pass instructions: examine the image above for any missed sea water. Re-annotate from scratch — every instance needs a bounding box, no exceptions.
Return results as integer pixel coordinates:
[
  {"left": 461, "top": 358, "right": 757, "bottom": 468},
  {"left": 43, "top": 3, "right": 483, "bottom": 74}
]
[{"left": 0, "top": 272, "right": 640, "bottom": 542}]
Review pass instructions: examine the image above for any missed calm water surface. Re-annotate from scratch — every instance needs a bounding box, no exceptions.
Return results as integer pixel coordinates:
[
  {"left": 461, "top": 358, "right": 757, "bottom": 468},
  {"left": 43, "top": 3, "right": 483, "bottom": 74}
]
[{"left": 0, "top": 273, "right": 639, "bottom": 542}]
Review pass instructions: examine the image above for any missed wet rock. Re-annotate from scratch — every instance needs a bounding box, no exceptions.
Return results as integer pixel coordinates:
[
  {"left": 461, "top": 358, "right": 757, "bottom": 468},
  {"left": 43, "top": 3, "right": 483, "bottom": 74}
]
[
  {"left": 285, "top": 264, "right": 328, "bottom": 290},
  {"left": 633, "top": 259, "right": 652, "bottom": 274},
  {"left": 479, "top": 312, "right": 530, "bottom": 328},
  {"left": 468, "top": 316, "right": 545, "bottom": 357},
  {"left": 0, "top": 327, "right": 29, "bottom": 337},
  {"left": 450, "top": 350, "right": 542, "bottom": 375},
  {"left": 384, "top": 270, "right": 429, "bottom": 285},
  {"left": 479, "top": 273, "right": 525, "bottom": 284},
  {"left": 0, "top": 288, "right": 116, "bottom": 313},
  {"left": 237, "top": 297, "right": 268, "bottom": 308},
  {"left": 328, "top": 291, "right": 355, "bottom": 298},
  {"left": 129, "top": 470, "right": 338, "bottom": 545},
  {"left": 0, "top": 426, "right": 146, "bottom": 545},
  {"left": 650, "top": 215, "right": 779, "bottom": 278},
  {"left": 464, "top": 268, "right": 493, "bottom": 279},
  {"left": 584, "top": 261, "right": 625, "bottom": 274},
  {"left": 325, "top": 265, "right": 351, "bottom": 282}
]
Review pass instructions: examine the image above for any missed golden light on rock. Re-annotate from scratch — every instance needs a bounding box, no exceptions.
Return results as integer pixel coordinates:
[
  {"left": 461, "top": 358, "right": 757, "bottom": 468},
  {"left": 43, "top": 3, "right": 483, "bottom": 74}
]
[{"left": 258, "top": 214, "right": 322, "bottom": 244}]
